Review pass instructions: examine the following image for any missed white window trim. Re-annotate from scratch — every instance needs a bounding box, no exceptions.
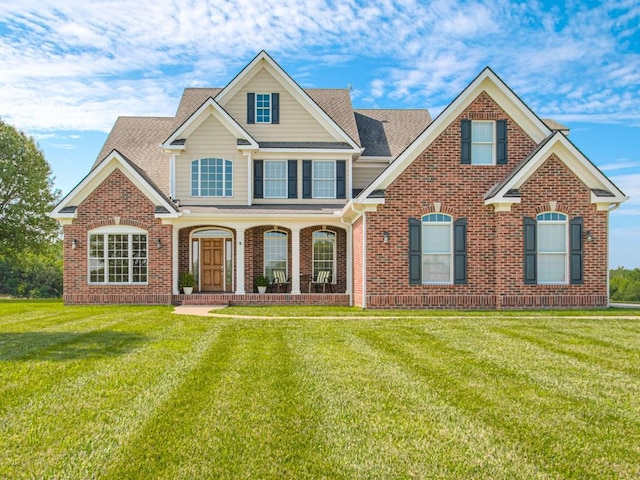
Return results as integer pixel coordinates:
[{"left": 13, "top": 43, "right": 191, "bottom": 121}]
[
  {"left": 191, "top": 158, "right": 233, "bottom": 197},
  {"left": 471, "top": 120, "right": 496, "bottom": 166},
  {"left": 255, "top": 93, "right": 272, "bottom": 124},
  {"left": 421, "top": 214, "right": 453, "bottom": 285},
  {"left": 536, "top": 212, "right": 569, "bottom": 285},
  {"left": 312, "top": 160, "right": 336, "bottom": 199},
  {"left": 313, "top": 230, "right": 337, "bottom": 284},
  {"left": 264, "top": 160, "right": 288, "bottom": 199},
  {"left": 87, "top": 225, "right": 148, "bottom": 285}
]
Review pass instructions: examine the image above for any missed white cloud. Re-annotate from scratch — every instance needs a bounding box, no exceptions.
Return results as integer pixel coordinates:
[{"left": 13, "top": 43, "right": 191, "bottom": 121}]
[{"left": 1, "top": 0, "right": 640, "bottom": 134}]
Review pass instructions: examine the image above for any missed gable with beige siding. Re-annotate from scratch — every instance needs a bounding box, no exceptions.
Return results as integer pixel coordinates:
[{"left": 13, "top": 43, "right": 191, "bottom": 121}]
[
  {"left": 220, "top": 66, "right": 339, "bottom": 143},
  {"left": 175, "top": 115, "right": 248, "bottom": 205}
]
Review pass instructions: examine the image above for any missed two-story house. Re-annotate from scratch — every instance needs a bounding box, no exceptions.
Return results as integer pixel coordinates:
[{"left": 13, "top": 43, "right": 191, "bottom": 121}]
[{"left": 51, "top": 51, "right": 627, "bottom": 308}]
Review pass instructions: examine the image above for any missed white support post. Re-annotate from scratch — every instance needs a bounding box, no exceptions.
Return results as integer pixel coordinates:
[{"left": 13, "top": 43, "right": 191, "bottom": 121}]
[
  {"left": 235, "top": 227, "right": 246, "bottom": 294},
  {"left": 291, "top": 227, "right": 301, "bottom": 294},
  {"left": 172, "top": 226, "right": 180, "bottom": 295},
  {"left": 345, "top": 223, "right": 352, "bottom": 295}
]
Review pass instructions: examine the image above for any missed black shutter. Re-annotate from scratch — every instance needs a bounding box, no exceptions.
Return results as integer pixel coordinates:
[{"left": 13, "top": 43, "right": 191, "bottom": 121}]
[
  {"left": 271, "top": 93, "right": 279, "bottom": 124},
  {"left": 302, "top": 160, "right": 312, "bottom": 199},
  {"left": 409, "top": 218, "right": 422, "bottom": 284},
  {"left": 461, "top": 119, "right": 471, "bottom": 164},
  {"left": 570, "top": 217, "right": 583, "bottom": 285},
  {"left": 247, "top": 93, "right": 255, "bottom": 124},
  {"left": 524, "top": 217, "right": 537, "bottom": 284},
  {"left": 454, "top": 218, "right": 467, "bottom": 284},
  {"left": 336, "top": 160, "right": 346, "bottom": 199},
  {"left": 287, "top": 160, "right": 297, "bottom": 199},
  {"left": 254, "top": 160, "right": 263, "bottom": 199},
  {"left": 496, "top": 119, "right": 507, "bottom": 165}
]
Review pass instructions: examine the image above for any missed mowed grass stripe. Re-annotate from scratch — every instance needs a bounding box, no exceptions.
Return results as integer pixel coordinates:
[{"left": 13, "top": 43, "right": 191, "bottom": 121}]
[
  {"left": 289, "top": 320, "right": 551, "bottom": 480},
  {"left": 0, "top": 310, "right": 228, "bottom": 479},
  {"left": 103, "top": 322, "right": 336, "bottom": 479},
  {"left": 0, "top": 307, "right": 167, "bottom": 413},
  {"left": 356, "top": 320, "right": 640, "bottom": 479}
]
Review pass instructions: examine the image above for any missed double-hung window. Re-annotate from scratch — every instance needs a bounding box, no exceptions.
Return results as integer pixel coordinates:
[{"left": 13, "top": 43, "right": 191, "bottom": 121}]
[
  {"left": 89, "top": 227, "right": 147, "bottom": 284},
  {"left": 313, "top": 161, "right": 336, "bottom": 198},
  {"left": 421, "top": 214, "right": 453, "bottom": 283},
  {"left": 471, "top": 121, "right": 495, "bottom": 165},
  {"left": 461, "top": 119, "right": 507, "bottom": 165},
  {"left": 264, "top": 230, "right": 288, "bottom": 281},
  {"left": 191, "top": 158, "right": 232, "bottom": 197},
  {"left": 536, "top": 212, "right": 568, "bottom": 284},
  {"left": 313, "top": 230, "right": 336, "bottom": 282},
  {"left": 264, "top": 161, "right": 287, "bottom": 198},
  {"left": 256, "top": 93, "right": 271, "bottom": 123}
]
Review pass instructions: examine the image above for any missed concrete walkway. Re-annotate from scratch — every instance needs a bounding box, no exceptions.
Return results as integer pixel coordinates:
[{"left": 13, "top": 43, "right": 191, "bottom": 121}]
[{"left": 173, "top": 305, "right": 228, "bottom": 317}]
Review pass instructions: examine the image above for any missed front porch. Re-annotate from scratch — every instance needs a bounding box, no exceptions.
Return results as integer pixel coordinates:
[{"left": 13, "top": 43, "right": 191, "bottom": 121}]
[
  {"left": 173, "top": 292, "right": 350, "bottom": 306},
  {"left": 176, "top": 220, "right": 351, "bottom": 298}
]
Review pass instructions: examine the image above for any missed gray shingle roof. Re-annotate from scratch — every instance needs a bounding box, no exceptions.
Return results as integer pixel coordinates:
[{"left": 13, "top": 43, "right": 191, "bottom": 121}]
[
  {"left": 94, "top": 117, "right": 175, "bottom": 194},
  {"left": 305, "top": 89, "right": 361, "bottom": 145},
  {"left": 355, "top": 109, "right": 431, "bottom": 158}
]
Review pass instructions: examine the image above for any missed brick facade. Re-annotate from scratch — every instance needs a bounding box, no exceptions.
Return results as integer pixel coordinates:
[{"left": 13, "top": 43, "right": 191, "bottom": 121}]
[
  {"left": 362, "top": 93, "right": 608, "bottom": 309},
  {"left": 62, "top": 169, "right": 173, "bottom": 304}
]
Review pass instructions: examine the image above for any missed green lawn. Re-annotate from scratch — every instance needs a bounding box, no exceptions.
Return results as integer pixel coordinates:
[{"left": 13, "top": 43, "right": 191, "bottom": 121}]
[{"left": 1, "top": 301, "right": 640, "bottom": 479}]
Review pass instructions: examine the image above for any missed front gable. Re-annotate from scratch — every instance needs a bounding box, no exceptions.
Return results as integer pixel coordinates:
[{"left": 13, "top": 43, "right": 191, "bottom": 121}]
[
  {"left": 215, "top": 51, "right": 360, "bottom": 150},
  {"left": 51, "top": 150, "right": 179, "bottom": 224},
  {"left": 485, "top": 132, "right": 628, "bottom": 211}
]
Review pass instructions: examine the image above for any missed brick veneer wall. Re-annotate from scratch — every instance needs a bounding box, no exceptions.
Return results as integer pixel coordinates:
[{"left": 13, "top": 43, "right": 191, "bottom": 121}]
[
  {"left": 63, "top": 169, "right": 173, "bottom": 304},
  {"left": 363, "top": 93, "right": 608, "bottom": 309}
]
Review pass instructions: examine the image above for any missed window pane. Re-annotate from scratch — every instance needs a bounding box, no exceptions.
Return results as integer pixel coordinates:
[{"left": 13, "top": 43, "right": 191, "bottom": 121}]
[
  {"left": 538, "top": 254, "right": 566, "bottom": 283},
  {"left": 313, "top": 231, "right": 335, "bottom": 281},
  {"left": 538, "top": 223, "right": 566, "bottom": 253},
  {"left": 472, "top": 121, "right": 494, "bottom": 165},
  {"left": 192, "top": 158, "right": 232, "bottom": 197},
  {"left": 264, "top": 161, "right": 287, "bottom": 198},
  {"left": 89, "top": 234, "right": 105, "bottom": 283},
  {"left": 471, "top": 144, "right": 493, "bottom": 165},
  {"left": 472, "top": 121, "right": 493, "bottom": 142},
  {"left": 264, "top": 231, "right": 287, "bottom": 281},
  {"left": 256, "top": 94, "right": 271, "bottom": 123},
  {"left": 313, "top": 161, "right": 335, "bottom": 198},
  {"left": 421, "top": 216, "right": 452, "bottom": 283},
  {"left": 423, "top": 255, "right": 451, "bottom": 283},
  {"left": 423, "top": 224, "right": 451, "bottom": 254}
]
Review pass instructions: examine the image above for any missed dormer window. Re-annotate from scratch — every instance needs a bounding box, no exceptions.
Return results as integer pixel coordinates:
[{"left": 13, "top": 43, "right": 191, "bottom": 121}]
[{"left": 247, "top": 93, "right": 280, "bottom": 124}]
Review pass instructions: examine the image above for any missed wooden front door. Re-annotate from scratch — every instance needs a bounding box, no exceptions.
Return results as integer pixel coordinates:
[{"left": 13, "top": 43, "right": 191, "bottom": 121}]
[{"left": 201, "top": 238, "right": 225, "bottom": 291}]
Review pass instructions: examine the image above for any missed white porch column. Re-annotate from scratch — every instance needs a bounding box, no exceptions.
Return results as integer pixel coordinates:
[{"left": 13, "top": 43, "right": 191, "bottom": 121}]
[
  {"left": 235, "top": 227, "right": 246, "bottom": 294},
  {"left": 172, "top": 226, "right": 180, "bottom": 295},
  {"left": 291, "top": 227, "right": 301, "bottom": 294},
  {"left": 345, "top": 223, "right": 352, "bottom": 295}
]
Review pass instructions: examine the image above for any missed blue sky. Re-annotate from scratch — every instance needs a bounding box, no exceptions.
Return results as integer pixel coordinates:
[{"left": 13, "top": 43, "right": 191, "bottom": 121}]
[{"left": 1, "top": 0, "right": 638, "bottom": 268}]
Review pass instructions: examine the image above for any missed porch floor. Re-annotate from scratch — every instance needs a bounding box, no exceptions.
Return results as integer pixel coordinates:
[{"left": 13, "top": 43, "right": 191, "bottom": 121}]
[{"left": 173, "top": 292, "right": 350, "bottom": 307}]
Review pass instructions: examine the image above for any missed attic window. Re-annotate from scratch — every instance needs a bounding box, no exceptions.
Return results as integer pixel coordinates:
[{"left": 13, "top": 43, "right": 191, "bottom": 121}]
[
  {"left": 247, "top": 93, "right": 279, "bottom": 124},
  {"left": 256, "top": 93, "right": 271, "bottom": 123}
]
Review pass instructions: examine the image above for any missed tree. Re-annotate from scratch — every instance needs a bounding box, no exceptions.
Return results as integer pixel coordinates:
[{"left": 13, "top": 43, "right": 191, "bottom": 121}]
[{"left": 0, "top": 119, "right": 61, "bottom": 257}]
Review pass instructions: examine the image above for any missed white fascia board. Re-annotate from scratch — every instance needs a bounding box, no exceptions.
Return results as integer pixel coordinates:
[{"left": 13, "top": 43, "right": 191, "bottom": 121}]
[
  {"left": 359, "top": 68, "right": 553, "bottom": 200},
  {"left": 340, "top": 199, "right": 383, "bottom": 223},
  {"left": 162, "top": 98, "right": 258, "bottom": 150},
  {"left": 214, "top": 51, "right": 359, "bottom": 149},
  {"left": 256, "top": 148, "right": 361, "bottom": 155},
  {"left": 490, "top": 133, "right": 628, "bottom": 205},
  {"left": 51, "top": 151, "right": 178, "bottom": 219}
]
